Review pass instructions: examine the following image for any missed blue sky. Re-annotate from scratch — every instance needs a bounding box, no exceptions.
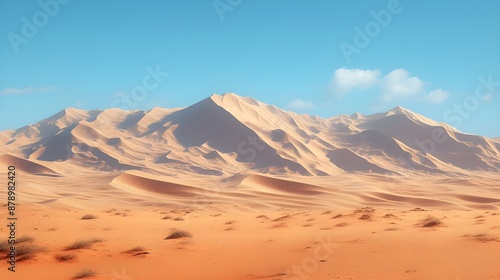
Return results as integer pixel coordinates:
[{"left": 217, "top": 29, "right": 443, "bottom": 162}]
[{"left": 1, "top": 0, "right": 499, "bottom": 137}]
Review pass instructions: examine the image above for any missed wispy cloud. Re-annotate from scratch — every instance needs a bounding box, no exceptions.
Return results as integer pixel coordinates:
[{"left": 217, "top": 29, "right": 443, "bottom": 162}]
[
  {"left": 329, "top": 68, "right": 449, "bottom": 104},
  {"left": 423, "top": 89, "right": 449, "bottom": 104},
  {"left": 330, "top": 68, "right": 381, "bottom": 97},
  {"left": 288, "top": 99, "right": 314, "bottom": 110},
  {"left": 0, "top": 86, "right": 57, "bottom": 95}
]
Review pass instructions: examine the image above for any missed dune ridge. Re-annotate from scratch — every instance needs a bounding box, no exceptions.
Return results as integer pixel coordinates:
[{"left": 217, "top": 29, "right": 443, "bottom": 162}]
[{"left": 0, "top": 93, "right": 499, "bottom": 210}]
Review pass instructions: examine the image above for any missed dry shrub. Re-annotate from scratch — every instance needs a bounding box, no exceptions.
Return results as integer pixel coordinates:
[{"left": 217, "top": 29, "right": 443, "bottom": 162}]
[
  {"left": 463, "top": 233, "right": 498, "bottom": 242},
  {"left": 73, "top": 269, "right": 96, "bottom": 279},
  {"left": 81, "top": 214, "right": 98, "bottom": 220},
  {"left": 165, "top": 230, "right": 192, "bottom": 240},
  {"left": 55, "top": 253, "right": 76, "bottom": 262},
  {"left": 65, "top": 238, "right": 103, "bottom": 250},
  {"left": 420, "top": 217, "right": 443, "bottom": 228}
]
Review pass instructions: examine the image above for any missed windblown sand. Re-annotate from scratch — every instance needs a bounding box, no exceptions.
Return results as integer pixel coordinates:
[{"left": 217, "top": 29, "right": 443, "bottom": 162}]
[{"left": 0, "top": 171, "right": 499, "bottom": 280}]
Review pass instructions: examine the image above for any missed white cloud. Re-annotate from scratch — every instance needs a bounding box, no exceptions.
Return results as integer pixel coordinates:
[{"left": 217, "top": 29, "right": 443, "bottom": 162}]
[
  {"left": 329, "top": 67, "right": 449, "bottom": 105},
  {"left": 380, "top": 69, "right": 425, "bottom": 102},
  {"left": 424, "top": 89, "right": 449, "bottom": 104},
  {"left": 288, "top": 99, "right": 314, "bottom": 110},
  {"left": 0, "top": 86, "right": 56, "bottom": 95},
  {"left": 331, "top": 68, "right": 381, "bottom": 96}
]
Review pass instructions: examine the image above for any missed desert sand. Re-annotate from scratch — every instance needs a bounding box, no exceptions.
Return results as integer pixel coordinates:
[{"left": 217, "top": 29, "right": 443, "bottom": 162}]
[{"left": 1, "top": 93, "right": 499, "bottom": 279}]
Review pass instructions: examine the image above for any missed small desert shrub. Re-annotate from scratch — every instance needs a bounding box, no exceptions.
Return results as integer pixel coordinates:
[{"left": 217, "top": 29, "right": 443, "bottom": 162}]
[
  {"left": 162, "top": 215, "right": 172, "bottom": 220},
  {"left": 65, "top": 238, "right": 103, "bottom": 250},
  {"left": 174, "top": 217, "right": 184, "bottom": 221},
  {"left": 225, "top": 220, "right": 235, "bottom": 225},
  {"left": 55, "top": 253, "right": 76, "bottom": 262},
  {"left": 123, "top": 246, "right": 146, "bottom": 254},
  {"left": 0, "top": 236, "right": 34, "bottom": 253},
  {"left": 81, "top": 214, "right": 98, "bottom": 220},
  {"left": 12, "top": 245, "right": 46, "bottom": 262},
  {"left": 17, "top": 236, "right": 35, "bottom": 243},
  {"left": 73, "top": 268, "right": 96, "bottom": 279},
  {"left": 335, "top": 222, "right": 348, "bottom": 227},
  {"left": 420, "top": 217, "right": 442, "bottom": 228},
  {"left": 165, "top": 230, "right": 192, "bottom": 240},
  {"left": 0, "top": 241, "right": 8, "bottom": 254},
  {"left": 463, "top": 233, "right": 498, "bottom": 242},
  {"left": 273, "top": 214, "right": 290, "bottom": 222},
  {"left": 359, "top": 214, "right": 372, "bottom": 220}
]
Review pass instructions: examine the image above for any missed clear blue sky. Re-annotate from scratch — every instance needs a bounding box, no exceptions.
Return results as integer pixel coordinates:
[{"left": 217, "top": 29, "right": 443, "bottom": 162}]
[{"left": 1, "top": 0, "right": 499, "bottom": 137}]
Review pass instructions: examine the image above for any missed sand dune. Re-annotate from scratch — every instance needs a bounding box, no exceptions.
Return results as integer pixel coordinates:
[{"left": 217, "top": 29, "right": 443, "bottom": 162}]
[
  {"left": 0, "top": 93, "right": 498, "bottom": 210},
  {"left": 1, "top": 93, "right": 499, "bottom": 279},
  {"left": 0, "top": 154, "right": 59, "bottom": 175},
  {"left": 2, "top": 93, "right": 498, "bottom": 178},
  {"left": 240, "top": 174, "right": 326, "bottom": 195},
  {"left": 111, "top": 171, "right": 204, "bottom": 197}
]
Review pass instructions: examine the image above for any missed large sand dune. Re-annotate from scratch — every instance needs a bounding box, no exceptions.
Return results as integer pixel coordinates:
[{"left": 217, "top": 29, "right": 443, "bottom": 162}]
[
  {"left": 1, "top": 93, "right": 499, "bottom": 210},
  {"left": 1, "top": 93, "right": 499, "bottom": 279}
]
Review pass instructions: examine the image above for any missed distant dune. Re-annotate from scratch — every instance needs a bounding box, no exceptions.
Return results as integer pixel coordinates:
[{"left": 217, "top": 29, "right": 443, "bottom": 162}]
[{"left": 0, "top": 93, "right": 499, "bottom": 209}]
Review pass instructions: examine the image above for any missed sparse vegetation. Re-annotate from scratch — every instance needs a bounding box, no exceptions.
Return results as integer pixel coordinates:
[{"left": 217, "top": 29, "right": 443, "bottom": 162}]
[
  {"left": 17, "top": 235, "right": 35, "bottom": 243},
  {"left": 273, "top": 214, "right": 290, "bottom": 222},
  {"left": 65, "top": 238, "right": 103, "bottom": 250},
  {"left": 335, "top": 222, "right": 348, "bottom": 227},
  {"left": 0, "top": 241, "right": 8, "bottom": 254},
  {"left": 463, "top": 233, "right": 498, "bottom": 242},
  {"left": 359, "top": 214, "right": 372, "bottom": 220},
  {"left": 15, "top": 245, "right": 46, "bottom": 261},
  {"left": 81, "top": 214, "right": 98, "bottom": 220},
  {"left": 174, "top": 217, "right": 184, "bottom": 221},
  {"left": 55, "top": 253, "right": 76, "bottom": 262},
  {"left": 0, "top": 237, "right": 44, "bottom": 261},
  {"left": 73, "top": 268, "right": 96, "bottom": 279},
  {"left": 165, "top": 230, "right": 192, "bottom": 240},
  {"left": 123, "top": 246, "right": 146, "bottom": 254},
  {"left": 420, "top": 216, "right": 443, "bottom": 228},
  {"left": 162, "top": 215, "right": 172, "bottom": 220}
]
